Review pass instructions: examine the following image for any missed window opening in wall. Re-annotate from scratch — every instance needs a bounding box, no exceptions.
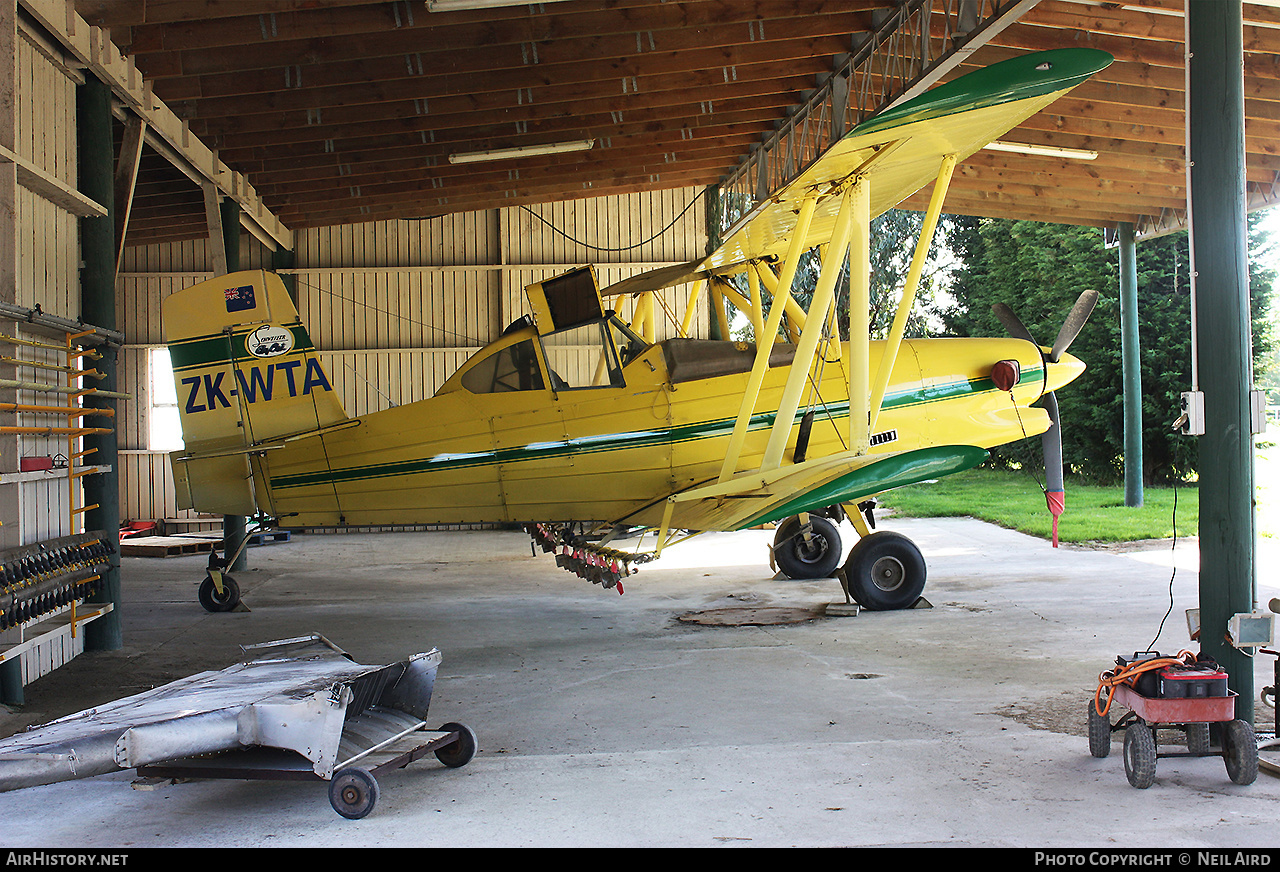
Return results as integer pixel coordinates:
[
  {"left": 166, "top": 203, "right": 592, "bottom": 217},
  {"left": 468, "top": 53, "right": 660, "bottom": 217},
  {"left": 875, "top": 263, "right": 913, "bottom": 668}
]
[{"left": 149, "top": 347, "right": 184, "bottom": 450}]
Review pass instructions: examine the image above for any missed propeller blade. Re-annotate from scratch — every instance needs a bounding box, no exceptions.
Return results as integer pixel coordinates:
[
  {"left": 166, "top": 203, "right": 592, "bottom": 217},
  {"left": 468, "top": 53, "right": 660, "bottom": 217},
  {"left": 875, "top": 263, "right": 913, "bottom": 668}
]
[
  {"left": 1048, "top": 290, "right": 1099, "bottom": 362},
  {"left": 992, "top": 302, "right": 1038, "bottom": 347},
  {"left": 1041, "top": 391, "right": 1065, "bottom": 548}
]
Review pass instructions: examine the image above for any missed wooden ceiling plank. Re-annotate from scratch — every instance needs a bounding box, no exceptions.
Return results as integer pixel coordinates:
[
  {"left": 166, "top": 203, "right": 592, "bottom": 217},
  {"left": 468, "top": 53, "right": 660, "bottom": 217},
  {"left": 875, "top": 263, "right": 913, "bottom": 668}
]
[
  {"left": 210, "top": 100, "right": 785, "bottom": 160},
  {"left": 132, "top": 4, "right": 874, "bottom": 77},
  {"left": 248, "top": 136, "right": 762, "bottom": 193}
]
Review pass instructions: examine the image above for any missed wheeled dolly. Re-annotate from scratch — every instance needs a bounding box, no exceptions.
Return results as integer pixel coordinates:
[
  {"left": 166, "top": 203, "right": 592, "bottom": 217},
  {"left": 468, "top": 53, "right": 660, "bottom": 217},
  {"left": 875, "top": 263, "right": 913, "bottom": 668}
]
[
  {"left": 139, "top": 710, "right": 478, "bottom": 819},
  {"left": 1088, "top": 684, "right": 1257, "bottom": 789}
]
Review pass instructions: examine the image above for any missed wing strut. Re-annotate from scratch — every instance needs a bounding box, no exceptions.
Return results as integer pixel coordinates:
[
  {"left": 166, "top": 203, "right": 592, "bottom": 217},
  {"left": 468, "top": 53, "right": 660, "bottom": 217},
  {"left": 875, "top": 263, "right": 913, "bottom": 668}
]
[
  {"left": 762, "top": 183, "right": 857, "bottom": 471},
  {"left": 717, "top": 196, "right": 818, "bottom": 482},
  {"left": 868, "top": 153, "right": 958, "bottom": 432}
]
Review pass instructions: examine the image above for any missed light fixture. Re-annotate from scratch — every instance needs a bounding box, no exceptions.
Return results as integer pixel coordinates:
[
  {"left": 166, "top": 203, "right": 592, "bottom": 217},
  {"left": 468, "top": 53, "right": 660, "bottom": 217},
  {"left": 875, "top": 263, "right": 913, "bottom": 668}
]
[
  {"left": 984, "top": 141, "right": 1099, "bottom": 160},
  {"left": 427, "top": 0, "right": 574, "bottom": 11},
  {"left": 448, "top": 139, "right": 596, "bottom": 165}
]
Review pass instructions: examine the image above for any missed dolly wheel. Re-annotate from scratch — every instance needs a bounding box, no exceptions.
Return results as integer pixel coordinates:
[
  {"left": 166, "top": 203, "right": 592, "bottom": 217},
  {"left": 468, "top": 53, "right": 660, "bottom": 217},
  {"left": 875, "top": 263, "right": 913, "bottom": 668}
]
[
  {"left": 435, "top": 722, "right": 478, "bottom": 768},
  {"left": 198, "top": 573, "right": 240, "bottom": 613},
  {"left": 330, "top": 767, "right": 380, "bottom": 819},
  {"left": 1223, "top": 719, "right": 1258, "bottom": 785},
  {"left": 1087, "top": 701, "right": 1111, "bottom": 758},
  {"left": 1123, "top": 723, "right": 1157, "bottom": 789}
]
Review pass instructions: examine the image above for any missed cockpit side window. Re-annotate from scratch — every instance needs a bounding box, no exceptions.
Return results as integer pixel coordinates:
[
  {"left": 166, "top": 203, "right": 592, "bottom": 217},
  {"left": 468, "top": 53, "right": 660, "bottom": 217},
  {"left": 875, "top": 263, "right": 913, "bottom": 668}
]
[
  {"left": 540, "top": 320, "right": 625, "bottom": 389},
  {"left": 460, "top": 338, "right": 546, "bottom": 394},
  {"left": 607, "top": 314, "right": 649, "bottom": 367}
]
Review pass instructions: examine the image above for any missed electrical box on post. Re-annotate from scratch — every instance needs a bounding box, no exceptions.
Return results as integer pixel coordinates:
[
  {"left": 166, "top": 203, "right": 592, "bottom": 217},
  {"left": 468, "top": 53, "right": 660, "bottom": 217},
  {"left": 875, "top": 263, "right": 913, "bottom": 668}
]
[
  {"left": 1174, "top": 390, "right": 1205, "bottom": 436},
  {"left": 1250, "top": 389, "right": 1267, "bottom": 435}
]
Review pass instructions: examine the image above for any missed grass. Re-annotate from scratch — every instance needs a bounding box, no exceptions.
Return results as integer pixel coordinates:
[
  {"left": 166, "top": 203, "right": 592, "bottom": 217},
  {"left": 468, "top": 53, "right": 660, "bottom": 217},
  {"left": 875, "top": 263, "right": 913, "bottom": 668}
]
[{"left": 876, "top": 467, "right": 1198, "bottom": 544}]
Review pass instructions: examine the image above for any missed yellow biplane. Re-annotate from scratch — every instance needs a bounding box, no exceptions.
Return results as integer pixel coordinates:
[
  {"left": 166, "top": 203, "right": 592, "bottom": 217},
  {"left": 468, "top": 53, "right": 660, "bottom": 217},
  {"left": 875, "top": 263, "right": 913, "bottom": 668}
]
[{"left": 163, "top": 49, "right": 1111, "bottom": 613}]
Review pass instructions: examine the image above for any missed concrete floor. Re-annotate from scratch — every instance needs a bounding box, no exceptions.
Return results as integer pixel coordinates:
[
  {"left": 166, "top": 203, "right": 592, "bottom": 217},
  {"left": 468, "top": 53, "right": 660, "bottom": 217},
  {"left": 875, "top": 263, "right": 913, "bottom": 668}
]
[{"left": 2, "top": 517, "right": 1279, "bottom": 848}]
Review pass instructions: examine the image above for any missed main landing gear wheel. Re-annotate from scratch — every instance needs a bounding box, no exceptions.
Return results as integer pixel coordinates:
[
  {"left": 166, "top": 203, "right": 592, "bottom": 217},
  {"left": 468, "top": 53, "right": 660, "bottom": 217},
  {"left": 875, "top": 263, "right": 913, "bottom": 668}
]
[
  {"left": 842, "top": 530, "right": 926, "bottom": 610},
  {"left": 329, "top": 767, "right": 380, "bottom": 819},
  {"left": 773, "top": 516, "right": 842, "bottom": 580},
  {"left": 198, "top": 573, "right": 240, "bottom": 613}
]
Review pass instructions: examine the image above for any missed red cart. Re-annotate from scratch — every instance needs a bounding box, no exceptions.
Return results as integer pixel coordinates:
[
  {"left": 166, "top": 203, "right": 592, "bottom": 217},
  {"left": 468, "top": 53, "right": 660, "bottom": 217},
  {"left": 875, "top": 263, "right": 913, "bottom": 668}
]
[{"left": 1088, "top": 684, "right": 1257, "bottom": 788}]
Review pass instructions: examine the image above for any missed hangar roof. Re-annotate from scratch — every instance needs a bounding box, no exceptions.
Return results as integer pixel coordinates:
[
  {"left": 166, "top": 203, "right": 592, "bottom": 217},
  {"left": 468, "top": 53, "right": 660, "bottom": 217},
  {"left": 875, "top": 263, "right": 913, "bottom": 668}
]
[{"left": 65, "top": 0, "right": 1280, "bottom": 247}]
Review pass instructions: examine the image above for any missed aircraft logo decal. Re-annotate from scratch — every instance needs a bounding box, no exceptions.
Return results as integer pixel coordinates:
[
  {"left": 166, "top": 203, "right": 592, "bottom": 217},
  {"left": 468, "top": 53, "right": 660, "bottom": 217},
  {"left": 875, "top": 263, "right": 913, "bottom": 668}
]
[{"left": 247, "top": 324, "right": 295, "bottom": 359}]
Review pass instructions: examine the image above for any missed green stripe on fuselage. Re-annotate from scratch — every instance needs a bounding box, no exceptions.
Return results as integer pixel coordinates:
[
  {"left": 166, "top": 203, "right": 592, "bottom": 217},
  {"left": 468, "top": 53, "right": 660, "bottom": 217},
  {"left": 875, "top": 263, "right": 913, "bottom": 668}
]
[{"left": 267, "top": 366, "right": 1039, "bottom": 491}]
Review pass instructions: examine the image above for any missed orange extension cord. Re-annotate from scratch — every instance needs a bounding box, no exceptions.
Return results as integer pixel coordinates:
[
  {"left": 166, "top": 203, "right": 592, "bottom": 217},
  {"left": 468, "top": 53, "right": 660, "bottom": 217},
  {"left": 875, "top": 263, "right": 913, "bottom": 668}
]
[{"left": 1094, "top": 650, "right": 1200, "bottom": 717}]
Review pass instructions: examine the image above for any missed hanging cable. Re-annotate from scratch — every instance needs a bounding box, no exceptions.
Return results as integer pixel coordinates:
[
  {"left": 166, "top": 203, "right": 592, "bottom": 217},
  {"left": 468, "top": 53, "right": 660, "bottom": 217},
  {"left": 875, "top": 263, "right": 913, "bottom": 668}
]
[{"left": 518, "top": 189, "right": 706, "bottom": 253}]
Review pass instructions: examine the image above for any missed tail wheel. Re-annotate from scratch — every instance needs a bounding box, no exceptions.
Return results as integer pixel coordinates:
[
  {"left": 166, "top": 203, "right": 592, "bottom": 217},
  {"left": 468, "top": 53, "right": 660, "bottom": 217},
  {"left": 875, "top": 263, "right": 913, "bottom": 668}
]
[
  {"left": 842, "top": 531, "right": 926, "bottom": 610},
  {"left": 198, "top": 573, "right": 240, "bottom": 613},
  {"left": 772, "top": 516, "right": 842, "bottom": 579}
]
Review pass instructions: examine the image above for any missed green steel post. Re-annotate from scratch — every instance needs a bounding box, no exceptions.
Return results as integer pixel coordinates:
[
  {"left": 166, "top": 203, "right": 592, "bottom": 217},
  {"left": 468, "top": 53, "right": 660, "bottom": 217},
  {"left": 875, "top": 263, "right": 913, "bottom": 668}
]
[
  {"left": 77, "top": 75, "right": 121, "bottom": 651},
  {"left": 219, "top": 198, "right": 249, "bottom": 572},
  {"left": 272, "top": 247, "right": 297, "bottom": 305},
  {"left": 1119, "top": 222, "right": 1143, "bottom": 507},
  {"left": 1187, "top": 0, "right": 1255, "bottom": 721}
]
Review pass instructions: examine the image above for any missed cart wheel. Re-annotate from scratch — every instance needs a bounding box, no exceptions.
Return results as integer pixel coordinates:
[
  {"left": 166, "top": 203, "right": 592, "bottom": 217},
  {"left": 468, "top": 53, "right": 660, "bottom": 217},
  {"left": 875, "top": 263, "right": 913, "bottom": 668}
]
[
  {"left": 1123, "top": 723, "right": 1157, "bottom": 789},
  {"left": 1087, "top": 701, "right": 1111, "bottom": 758},
  {"left": 198, "top": 573, "right": 240, "bottom": 613},
  {"left": 1186, "top": 722, "right": 1211, "bottom": 755},
  {"left": 435, "top": 722, "right": 478, "bottom": 769},
  {"left": 330, "top": 767, "right": 380, "bottom": 819},
  {"left": 1223, "top": 719, "right": 1258, "bottom": 785}
]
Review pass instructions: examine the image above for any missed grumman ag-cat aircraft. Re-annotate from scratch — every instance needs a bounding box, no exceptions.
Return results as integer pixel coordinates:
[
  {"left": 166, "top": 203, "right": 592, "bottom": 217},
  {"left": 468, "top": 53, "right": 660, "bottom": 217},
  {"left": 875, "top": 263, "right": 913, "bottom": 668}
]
[{"left": 164, "top": 48, "right": 1111, "bottom": 614}]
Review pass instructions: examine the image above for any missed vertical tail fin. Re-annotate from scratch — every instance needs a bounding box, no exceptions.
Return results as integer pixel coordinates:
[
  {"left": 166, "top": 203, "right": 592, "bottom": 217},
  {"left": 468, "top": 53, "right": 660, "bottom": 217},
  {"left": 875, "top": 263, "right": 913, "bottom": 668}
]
[{"left": 162, "top": 270, "right": 347, "bottom": 514}]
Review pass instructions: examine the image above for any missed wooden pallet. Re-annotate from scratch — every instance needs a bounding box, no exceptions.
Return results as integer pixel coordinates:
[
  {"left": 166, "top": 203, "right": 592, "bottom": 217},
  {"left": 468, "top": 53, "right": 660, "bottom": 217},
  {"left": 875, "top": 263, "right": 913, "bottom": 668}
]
[{"left": 119, "top": 536, "right": 217, "bottom": 557}]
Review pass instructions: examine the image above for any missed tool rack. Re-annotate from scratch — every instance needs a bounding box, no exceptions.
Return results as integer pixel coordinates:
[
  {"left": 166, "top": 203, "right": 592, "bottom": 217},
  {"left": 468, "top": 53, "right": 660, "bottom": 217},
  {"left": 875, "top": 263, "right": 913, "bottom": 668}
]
[{"left": 0, "top": 322, "right": 125, "bottom": 701}]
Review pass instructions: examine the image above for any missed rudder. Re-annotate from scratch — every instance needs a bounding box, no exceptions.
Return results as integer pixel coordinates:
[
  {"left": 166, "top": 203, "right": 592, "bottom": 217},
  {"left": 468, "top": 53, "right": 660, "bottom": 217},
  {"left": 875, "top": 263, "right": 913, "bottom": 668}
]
[{"left": 162, "top": 270, "right": 347, "bottom": 514}]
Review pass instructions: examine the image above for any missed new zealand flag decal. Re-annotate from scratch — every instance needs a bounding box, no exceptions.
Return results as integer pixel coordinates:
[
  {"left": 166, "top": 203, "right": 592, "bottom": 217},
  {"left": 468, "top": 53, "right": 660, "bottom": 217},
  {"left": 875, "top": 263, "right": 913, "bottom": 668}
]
[{"left": 224, "top": 285, "right": 256, "bottom": 313}]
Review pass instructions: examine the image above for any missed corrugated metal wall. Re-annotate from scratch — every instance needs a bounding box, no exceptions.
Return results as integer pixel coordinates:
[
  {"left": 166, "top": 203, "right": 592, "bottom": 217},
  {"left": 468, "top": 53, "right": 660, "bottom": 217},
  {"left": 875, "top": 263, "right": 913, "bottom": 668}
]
[
  {"left": 118, "top": 187, "right": 708, "bottom": 526},
  {"left": 4, "top": 31, "right": 82, "bottom": 546}
]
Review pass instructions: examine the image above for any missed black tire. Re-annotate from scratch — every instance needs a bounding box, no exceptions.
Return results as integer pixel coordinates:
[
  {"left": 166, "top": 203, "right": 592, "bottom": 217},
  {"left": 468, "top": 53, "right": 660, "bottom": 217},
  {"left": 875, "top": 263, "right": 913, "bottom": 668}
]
[
  {"left": 1223, "top": 719, "right": 1258, "bottom": 785},
  {"left": 198, "top": 573, "right": 240, "bottom": 613},
  {"left": 435, "top": 722, "right": 478, "bottom": 769},
  {"left": 329, "top": 767, "right": 379, "bottom": 819},
  {"left": 1088, "top": 701, "right": 1111, "bottom": 758},
  {"left": 1186, "top": 722, "right": 1211, "bottom": 755},
  {"left": 772, "top": 516, "right": 842, "bottom": 580},
  {"left": 842, "top": 531, "right": 927, "bottom": 611},
  {"left": 1123, "top": 723, "right": 1157, "bottom": 789}
]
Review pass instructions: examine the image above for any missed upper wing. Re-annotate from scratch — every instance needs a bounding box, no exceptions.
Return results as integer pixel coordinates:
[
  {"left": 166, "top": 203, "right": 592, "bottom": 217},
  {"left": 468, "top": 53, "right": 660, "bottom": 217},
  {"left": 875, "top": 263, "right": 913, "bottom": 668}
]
[
  {"left": 639, "top": 444, "right": 989, "bottom": 534},
  {"left": 701, "top": 48, "right": 1113, "bottom": 272}
]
